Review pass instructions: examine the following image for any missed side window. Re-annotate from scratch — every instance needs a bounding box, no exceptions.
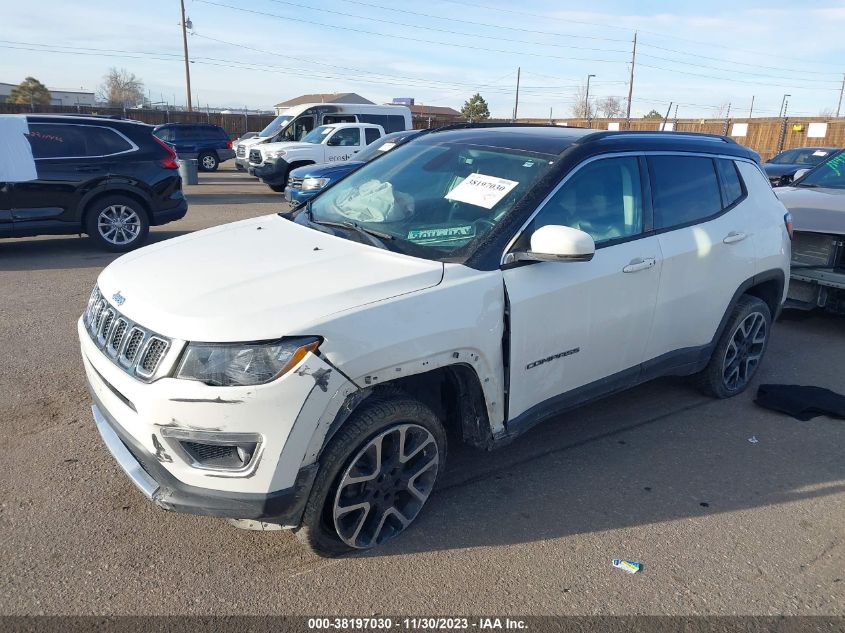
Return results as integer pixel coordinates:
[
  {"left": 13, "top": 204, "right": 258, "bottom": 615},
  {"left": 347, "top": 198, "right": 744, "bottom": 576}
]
[
  {"left": 364, "top": 128, "right": 381, "bottom": 145},
  {"left": 329, "top": 127, "right": 361, "bottom": 147},
  {"left": 26, "top": 124, "right": 87, "bottom": 159},
  {"left": 387, "top": 115, "right": 406, "bottom": 132},
  {"left": 84, "top": 127, "right": 133, "bottom": 156},
  {"left": 717, "top": 159, "right": 745, "bottom": 207},
  {"left": 155, "top": 127, "right": 174, "bottom": 143},
  {"left": 649, "top": 155, "right": 722, "bottom": 229},
  {"left": 526, "top": 156, "right": 644, "bottom": 245}
]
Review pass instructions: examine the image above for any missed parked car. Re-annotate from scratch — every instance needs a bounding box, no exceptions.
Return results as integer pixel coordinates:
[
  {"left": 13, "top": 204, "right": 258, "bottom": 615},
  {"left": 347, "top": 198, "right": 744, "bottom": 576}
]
[
  {"left": 763, "top": 146, "right": 839, "bottom": 187},
  {"left": 153, "top": 123, "right": 235, "bottom": 172},
  {"left": 0, "top": 114, "right": 187, "bottom": 251},
  {"left": 283, "top": 129, "right": 431, "bottom": 208},
  {"left": 775, "top": 149, "right": 845, "bottom": 315},
  {"left": 81, "top": 126, "right": 789, "bottom": 556},
  {"left": 249, "top": 123, "right": 385, "bottom": 192},
  {"left": 234, "top": 103, "right": 411, "bottom": 172},
  {"left": 232, "top": 132, "right": 258, "bottom": 169}
]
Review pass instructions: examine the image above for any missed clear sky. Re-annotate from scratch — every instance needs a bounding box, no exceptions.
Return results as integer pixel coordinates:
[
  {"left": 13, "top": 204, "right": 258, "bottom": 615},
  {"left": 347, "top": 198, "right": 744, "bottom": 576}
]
[{"left": 2, "top": 0, "right": 844, "bottom": 119}]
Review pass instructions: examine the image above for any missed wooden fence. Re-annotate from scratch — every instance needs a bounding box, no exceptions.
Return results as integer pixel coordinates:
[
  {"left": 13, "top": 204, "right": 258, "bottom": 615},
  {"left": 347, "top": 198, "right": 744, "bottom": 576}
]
[
  {"left": 0, "top": 103, "right": 276, "bottom": 139},
  {"left": 3, "top": 103, "right": 843, "bottom": 161}
]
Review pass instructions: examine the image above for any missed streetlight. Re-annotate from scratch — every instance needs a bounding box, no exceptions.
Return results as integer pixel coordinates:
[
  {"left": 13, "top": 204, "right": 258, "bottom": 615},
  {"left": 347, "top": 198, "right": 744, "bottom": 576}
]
[
  {"left": 585, "top": 74, "right": 596, "bottom": 128},
  {"left": 779, "top": 93, "right": 791, "bottom": 119}
]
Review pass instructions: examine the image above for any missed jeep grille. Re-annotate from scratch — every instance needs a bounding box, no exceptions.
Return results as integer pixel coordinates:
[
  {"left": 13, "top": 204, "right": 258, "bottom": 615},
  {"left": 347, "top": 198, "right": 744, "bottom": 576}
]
[{"left": 83, "top": 287, "right": 171, "bottom": 382}]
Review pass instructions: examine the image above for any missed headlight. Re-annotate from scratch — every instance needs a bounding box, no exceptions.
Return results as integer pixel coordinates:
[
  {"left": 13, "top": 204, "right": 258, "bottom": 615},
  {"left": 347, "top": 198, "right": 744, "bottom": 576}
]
[
  {"left": 175, "top": 337, "right": 320, "bottom": 386},
  {"left": 301, "top": 177, "right": 330, "bottom": 191},
  {"left": 266, "top": 149, "right": 287, "bottom": 159}
]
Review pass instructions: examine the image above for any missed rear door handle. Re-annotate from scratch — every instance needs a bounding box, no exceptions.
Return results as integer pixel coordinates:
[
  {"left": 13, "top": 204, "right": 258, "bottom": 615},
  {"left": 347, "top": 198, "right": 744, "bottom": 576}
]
[
  {"left": 723, "top": 231, "right": 747, "bottom": 244},
  {"left": 623, "top": 257, "right": 656, "bottom": 273}
]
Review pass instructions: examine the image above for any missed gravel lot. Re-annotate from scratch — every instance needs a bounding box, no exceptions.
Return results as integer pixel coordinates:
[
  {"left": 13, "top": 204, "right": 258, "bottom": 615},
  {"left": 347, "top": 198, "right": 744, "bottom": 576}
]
[{"left": 1, "top": 164, "right": 843, "bottom": 616}]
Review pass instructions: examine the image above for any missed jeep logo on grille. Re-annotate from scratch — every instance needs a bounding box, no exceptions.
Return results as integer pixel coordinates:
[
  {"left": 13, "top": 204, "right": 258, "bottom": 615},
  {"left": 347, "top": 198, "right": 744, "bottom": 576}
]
[{"left": 112, "top": 291, "right": 126, "bottom": 306}]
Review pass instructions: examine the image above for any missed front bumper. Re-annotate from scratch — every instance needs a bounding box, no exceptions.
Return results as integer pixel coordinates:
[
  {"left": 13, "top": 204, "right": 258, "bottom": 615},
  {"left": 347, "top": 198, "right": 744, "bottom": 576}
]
[
  {"left": 251, "top": 158, "right": 290, "bottom": 185},
  {"left": 91, "top": 394, "right": 317, "bottom": 523},
  {"left": 284, "top": 186, "right": 318, "bottom": 207},
  {"left": 79, "top": 314, "right": 355, "bottom": 522}
]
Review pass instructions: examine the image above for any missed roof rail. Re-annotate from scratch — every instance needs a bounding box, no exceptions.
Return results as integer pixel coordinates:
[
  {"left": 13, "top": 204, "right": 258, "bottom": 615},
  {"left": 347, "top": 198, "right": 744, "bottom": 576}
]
[
  {"left": 432, "top": 122, "right": 588, "bottom": 133},
  {"left": 580, "top": 130, "right": 737, "bottom": 144}
]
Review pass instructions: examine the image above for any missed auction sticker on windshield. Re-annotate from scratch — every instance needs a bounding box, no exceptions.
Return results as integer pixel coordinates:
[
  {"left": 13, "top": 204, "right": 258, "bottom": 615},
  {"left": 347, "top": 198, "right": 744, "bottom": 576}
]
[
  {"left": 407, "top": 225, "right": 475, "bottom": 244},
  {"left": 445, "top": 173, "right": 519, "bottom": 209}
]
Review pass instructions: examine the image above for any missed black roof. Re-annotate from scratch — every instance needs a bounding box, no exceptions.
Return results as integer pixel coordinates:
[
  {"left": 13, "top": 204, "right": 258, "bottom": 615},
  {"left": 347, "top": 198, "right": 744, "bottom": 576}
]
[
  {"left": 15, "top": 114, "right": 151, "bottom": 128},
  {"left": 427, "top": 124, "right": 758, "bottom": 161}
]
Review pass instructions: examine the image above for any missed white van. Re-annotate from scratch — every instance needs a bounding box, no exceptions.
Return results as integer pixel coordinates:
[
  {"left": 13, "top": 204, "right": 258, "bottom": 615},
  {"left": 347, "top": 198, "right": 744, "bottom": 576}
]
[{"left": 235, "top": 104, "right": 411, "bottom": 171}]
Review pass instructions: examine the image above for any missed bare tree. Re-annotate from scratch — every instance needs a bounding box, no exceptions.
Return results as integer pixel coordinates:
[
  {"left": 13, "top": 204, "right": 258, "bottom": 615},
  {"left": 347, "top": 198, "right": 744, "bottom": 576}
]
[
  {"left": 596, "top": 95, "right": 624, "bottom": 118},
  {"left": 569, "top": 82, "right": 595, "bottom": 118},
  {"left": 713, "top": 101, "right": 731, "bottom": 119},
  {"left": 99, "top": 68, "right": 145, "bottom": 107},
  {"left": 819, "top": 107, "right": 835, "bottom": 117}
]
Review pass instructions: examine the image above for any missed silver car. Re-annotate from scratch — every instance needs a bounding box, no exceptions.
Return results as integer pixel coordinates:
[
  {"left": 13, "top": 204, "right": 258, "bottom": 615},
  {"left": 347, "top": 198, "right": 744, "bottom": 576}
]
[{"left": 775, "top": 150, "right": 845, "bottom": 315}]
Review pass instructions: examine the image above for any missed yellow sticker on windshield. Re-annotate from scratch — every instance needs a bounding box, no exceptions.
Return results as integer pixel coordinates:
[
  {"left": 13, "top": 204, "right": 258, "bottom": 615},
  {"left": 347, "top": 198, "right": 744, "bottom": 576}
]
[{"left": 445, "top": 173, "right": 519, "bottom": 209}]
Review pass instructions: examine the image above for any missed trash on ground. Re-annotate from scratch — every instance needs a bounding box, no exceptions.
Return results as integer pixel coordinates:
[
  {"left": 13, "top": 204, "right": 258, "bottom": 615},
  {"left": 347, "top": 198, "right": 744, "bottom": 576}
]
[
  {"left": 612, "top": 559, "right": 642, "bottom": 574},
  {"left": 748, "top": 436, "right": 759, "bottom": 444}
]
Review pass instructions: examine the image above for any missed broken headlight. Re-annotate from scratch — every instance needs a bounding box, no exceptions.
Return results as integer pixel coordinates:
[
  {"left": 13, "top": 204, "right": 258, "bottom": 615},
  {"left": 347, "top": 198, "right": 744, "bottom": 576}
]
[{"left": 175, "top": 337, "right": 320, "bottom": 386}]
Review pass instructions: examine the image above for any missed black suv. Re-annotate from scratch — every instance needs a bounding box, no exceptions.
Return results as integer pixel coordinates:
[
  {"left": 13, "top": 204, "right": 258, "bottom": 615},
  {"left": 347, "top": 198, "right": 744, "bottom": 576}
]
[
  {"left": 0, "top": 115, "right": 187, "bottom": 251},
  {"left": 153, "top": 123, "right": 235, "bottom": 171}
]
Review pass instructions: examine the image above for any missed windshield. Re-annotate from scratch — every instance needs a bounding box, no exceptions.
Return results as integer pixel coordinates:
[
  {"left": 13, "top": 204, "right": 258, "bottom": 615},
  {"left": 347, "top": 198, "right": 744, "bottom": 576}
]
[
  {"left": 258, "top": 116, "right": 292, "bottom": 138},
  {"left": 301, "top": 126, "right": 335, "bottom": 144},
  {"left": 355, "top": 132, "right": 409, "bottom": 162},
  {"left": 769, "top": 148, "right": 833, "bottom": 165},
  {"left": 798, "top": 151, "right": 845, "bottom": 189},
  {"left": 307, "top": 139, "right": 555, "bottom": 261}
]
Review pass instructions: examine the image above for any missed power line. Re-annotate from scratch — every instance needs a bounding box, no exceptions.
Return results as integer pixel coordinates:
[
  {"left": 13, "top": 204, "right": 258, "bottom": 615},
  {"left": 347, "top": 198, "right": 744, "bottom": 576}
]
[{"left": 429, "top": 0, "right": 845, "bottom": 68}]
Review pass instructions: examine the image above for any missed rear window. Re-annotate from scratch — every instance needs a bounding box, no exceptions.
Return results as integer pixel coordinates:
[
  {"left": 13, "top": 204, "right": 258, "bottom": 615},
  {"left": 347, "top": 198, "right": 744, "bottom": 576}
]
[
  {"left": 27, "top": 123, "right": 133, "bottom": 159},
  {"left": 649, "top": 155, "right": 722, "bottom": 230},
  {"left": 365, "top": 128, "right": 381, "bottom": 145}
]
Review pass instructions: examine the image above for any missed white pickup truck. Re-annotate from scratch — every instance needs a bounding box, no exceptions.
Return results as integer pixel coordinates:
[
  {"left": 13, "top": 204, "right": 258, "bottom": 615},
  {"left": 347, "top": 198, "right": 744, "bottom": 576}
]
[{"left": 248, "top": 123, "right": 385, "bottom": 192}]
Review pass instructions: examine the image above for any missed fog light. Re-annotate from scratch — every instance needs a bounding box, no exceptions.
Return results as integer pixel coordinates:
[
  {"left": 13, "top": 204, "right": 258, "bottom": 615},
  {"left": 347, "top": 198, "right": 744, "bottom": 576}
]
[{"left": 160, "top": 428, "right": 262, "bottom": 472}]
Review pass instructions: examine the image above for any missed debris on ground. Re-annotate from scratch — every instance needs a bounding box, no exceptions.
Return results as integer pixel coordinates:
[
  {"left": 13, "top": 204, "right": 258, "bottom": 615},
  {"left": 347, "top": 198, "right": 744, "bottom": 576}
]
[
  {"left": 755, "top": 384, "right": 845, "bottom": 421},
  {"left": 612, "top": 559, "right": 642, "bottom": 574},
  {"left": 748, "top": 436, "right": 759, "bottom": 444}
]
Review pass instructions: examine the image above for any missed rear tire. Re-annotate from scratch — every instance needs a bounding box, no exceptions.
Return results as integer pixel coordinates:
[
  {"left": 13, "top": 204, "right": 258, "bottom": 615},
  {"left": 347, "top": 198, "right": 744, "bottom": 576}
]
[
  {"left": 85, "top": 195, "right": 150, "bottom": 252},
  {"left": 294, "top": 394, "right": 446, "bottom": 557},
  {"left": 198, "top": 151, "right": 219, "bottom": 171},
  {"left": 695, "top": 295, "right": 772, "bottom": 398}
]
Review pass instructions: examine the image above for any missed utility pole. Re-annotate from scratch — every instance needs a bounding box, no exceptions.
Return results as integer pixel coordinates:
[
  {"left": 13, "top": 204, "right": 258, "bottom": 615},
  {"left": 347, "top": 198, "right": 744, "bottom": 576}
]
[
  {"left": 625, "top": 31, "right": 637, "bottom": 130},
  {"left": 779, "top": 93, "right": 791, "bottom": 119},
  {"left": 549, "top": 107, "right": 553, "bottom": 124},
  {"left": 180, "top": 0, "right": 193, "bottom": 112},
  {"left": 748, "top": 95, "right": 755, "bottom": 119},
  {"left": 778, "top": 96, "right": 790, "bottom": 153},
  {"left": 673, "top": 103, "right": 679, "bottom": 129},
  {"left": 585, "top": 73, "right": 596, "bottom": 128},
  {"left": 837, "top": 74, "right": 845, "bottom": 118},
  {"left": 661, "top": 101, "right": 672, "bottom": 131},
  {"left": 512, "top": 67, "right": 521, "bottom": 122},
  {"left": 723, "top": 102, "right": 731, "bottom": 136}
]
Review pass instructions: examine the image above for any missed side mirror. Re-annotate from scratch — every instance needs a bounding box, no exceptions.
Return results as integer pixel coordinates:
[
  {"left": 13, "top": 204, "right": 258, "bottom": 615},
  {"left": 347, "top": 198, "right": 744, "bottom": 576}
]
[
  {"left": 792, "top": 168, "right": 810, "bottom": 182},
  {"left": 504, "top": 225, "right": 596, "bottom": 264}
]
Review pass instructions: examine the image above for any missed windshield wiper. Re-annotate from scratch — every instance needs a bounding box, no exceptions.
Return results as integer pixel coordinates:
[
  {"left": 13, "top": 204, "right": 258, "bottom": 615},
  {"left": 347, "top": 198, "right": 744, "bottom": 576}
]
[{"left": 304, "top": 206, "right": 393, "bottom": 249}]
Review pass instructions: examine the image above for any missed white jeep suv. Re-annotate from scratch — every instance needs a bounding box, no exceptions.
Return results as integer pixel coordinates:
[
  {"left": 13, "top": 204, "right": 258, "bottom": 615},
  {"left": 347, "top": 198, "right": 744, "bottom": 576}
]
[{"left": 80, "top": 126, "right": 791, "bottom": 556}]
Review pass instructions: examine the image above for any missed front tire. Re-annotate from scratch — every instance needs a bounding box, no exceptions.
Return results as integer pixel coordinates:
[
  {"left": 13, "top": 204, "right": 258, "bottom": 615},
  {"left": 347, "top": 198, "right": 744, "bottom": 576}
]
[
  {"left": 85, "top": 195, "right": 150, "bottom": 252},
  {"left": 268, "top": 184, "right": 286, "bottom": 193},
  {"left": 696, "top": 295, "right": 772, "bottom": 398},
  {"left": 294, "top": 394, "right": 446, "bottom": 557},
  {"left": 198, "top": 151, "right": 219, "bottom": 171}
]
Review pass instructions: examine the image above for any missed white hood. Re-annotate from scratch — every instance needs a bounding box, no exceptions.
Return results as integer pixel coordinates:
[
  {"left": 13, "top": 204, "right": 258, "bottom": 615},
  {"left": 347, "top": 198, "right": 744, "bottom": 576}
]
[
  {"left": 97, "top": 215, "right": 444, "bottom": 342},
  {"left": 775, "top": 186, "right": 845, "bottom": 234},
  {"left": 259, "top": 140, "right": 315, "bottom": 154}
]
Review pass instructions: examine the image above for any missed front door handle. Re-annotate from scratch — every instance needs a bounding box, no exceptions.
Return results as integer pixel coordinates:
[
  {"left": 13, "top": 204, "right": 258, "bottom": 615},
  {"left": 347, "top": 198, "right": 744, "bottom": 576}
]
[
  {"left": 723, "top": 231, "right": 747, "bottom": 244},
  {"left": 623, "top": 257, "right": 656, "bottom": 273}
]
